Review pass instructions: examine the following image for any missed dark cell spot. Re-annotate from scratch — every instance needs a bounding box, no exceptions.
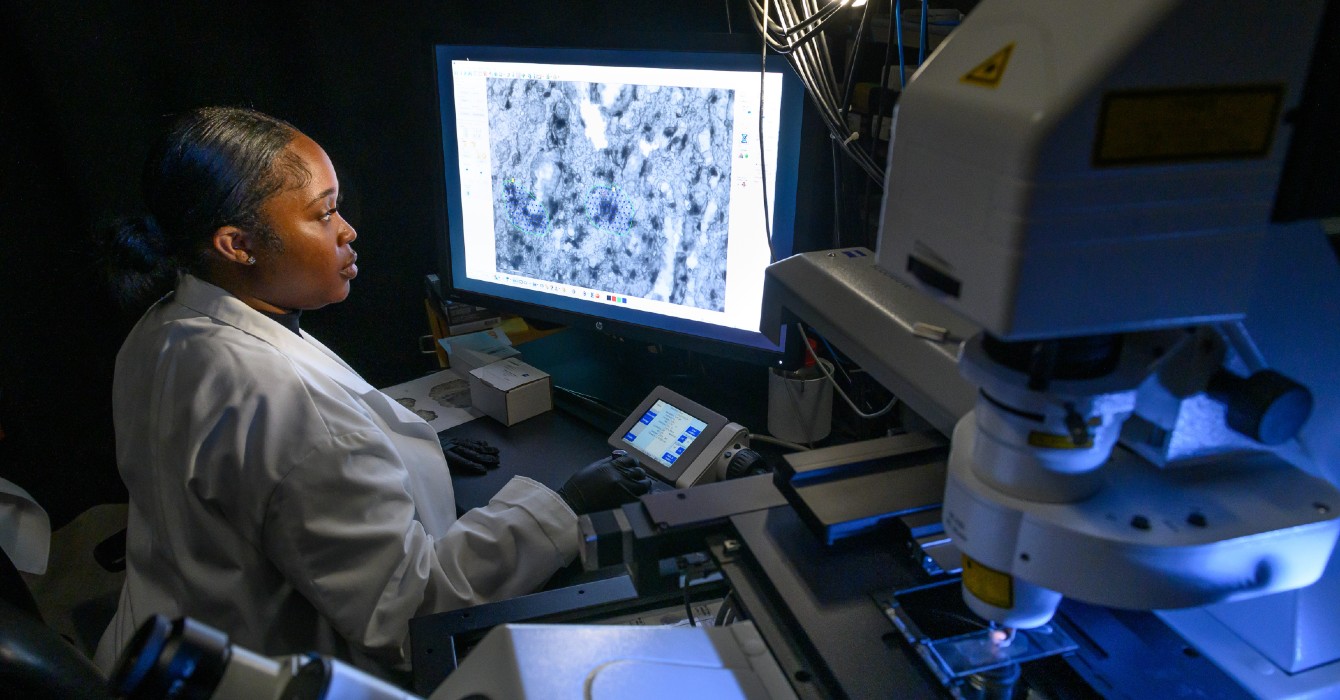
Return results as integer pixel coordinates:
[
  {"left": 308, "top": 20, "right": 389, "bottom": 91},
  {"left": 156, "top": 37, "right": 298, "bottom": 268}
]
[
  {"left": 612, "top": 110, "right": 622, "bottom": 118},
  {"left": 511, "top": 153, "right": 521, "bottom": 165},
  {"left": 663, "top": 126, "right": 676, "bottom": 138},
  {"left": 710, "top": 166, "right": 719, "bottom": 176},
  {"left": 621, "top": 145, "right": 632, "bottom": 160},
  {"left": 544, "top": 90, "right": 551, "bottom": 97},
  {"left": 510, "top": 256, "right": 522, "bottom": 268},
  {"left": 710, "top": 94, "right": 718, "bottom": 103},
  {"left": 678, "top": 274, "right": 688, "bottom": 284},
  {"left": 640, "top": 161, "right": 651, "bottom": 176},
  {"left": 691, "top": 170, "right": 701, "bottom": 184},
  {"left": 688, "top": 203, "right": 701, "bottom": 215},
  {"left": 642, "top": 125, "right": 652, "bottom": 134},
  {"left": 553, "top": 117, "right": 567, "bottom": 129},
  {"left": 504, "top": 99, "right": 511, "bottom": 109},
  {"left": 612, "top": 265, "right": 620, "bottom": 276},
  {"left": 651, "top": 216, "right": 662, "bottom": 229}
]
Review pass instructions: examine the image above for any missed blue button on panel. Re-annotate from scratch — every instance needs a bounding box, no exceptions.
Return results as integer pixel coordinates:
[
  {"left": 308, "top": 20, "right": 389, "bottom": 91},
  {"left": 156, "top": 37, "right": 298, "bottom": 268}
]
[{"left": 663, "top": 453, "right": 677, "bottom": 464}]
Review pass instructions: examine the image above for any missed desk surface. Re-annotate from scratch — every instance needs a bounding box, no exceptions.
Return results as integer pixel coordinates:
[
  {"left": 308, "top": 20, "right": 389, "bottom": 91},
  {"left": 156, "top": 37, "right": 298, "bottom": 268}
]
[
  {"left": 443, "top": 408, "right": 612, "bottom": 512},
  {"left": 443, "top": 328, "right": 777, "bottom": 511}
]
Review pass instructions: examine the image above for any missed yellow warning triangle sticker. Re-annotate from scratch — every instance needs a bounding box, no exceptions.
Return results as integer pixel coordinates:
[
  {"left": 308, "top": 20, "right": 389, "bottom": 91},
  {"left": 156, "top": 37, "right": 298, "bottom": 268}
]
[{"left": 961, "top": 43, "right": 1014, "bottom": 88}]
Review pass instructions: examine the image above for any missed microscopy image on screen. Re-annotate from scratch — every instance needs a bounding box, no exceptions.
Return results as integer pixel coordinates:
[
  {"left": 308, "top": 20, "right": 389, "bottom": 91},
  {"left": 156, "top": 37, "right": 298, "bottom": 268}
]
[{"left": 487, "top": 78, "right": 735, "bottom": 312}]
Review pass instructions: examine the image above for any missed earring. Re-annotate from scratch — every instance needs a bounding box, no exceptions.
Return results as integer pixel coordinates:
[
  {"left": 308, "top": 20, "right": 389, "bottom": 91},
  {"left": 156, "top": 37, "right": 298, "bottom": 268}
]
[{"left": 246, "top": 255, "right": 256, "bottom": 265}]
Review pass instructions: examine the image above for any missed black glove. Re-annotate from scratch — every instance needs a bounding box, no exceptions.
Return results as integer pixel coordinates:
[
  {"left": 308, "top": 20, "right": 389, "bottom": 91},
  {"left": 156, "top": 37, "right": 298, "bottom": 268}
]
[
  {"left": 557, "top": 450, "right": 654, "bottom": 515},
  {"left": 439, "top": 436, "right": 501, "bottom": 475}
]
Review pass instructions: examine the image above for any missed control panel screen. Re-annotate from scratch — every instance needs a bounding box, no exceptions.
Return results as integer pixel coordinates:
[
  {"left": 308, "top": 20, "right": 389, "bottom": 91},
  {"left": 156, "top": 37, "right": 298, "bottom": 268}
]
[{"left": 620, "top": 399, "right": 708, "bottom": 470}]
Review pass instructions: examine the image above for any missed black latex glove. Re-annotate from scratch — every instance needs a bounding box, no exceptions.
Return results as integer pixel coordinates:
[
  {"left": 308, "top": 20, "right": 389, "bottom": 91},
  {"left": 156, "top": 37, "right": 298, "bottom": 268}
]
[
  {"left": 557, "top": 450, "right": 654, "bottom": 515},
  {"left": 439, "top": 436, "right": 501, "bottom": 476}
]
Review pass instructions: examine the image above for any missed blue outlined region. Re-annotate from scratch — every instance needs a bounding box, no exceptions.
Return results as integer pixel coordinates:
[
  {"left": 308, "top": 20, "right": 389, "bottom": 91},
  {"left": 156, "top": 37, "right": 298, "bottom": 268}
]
[
  {"left": 501, "top": 178, "right": 551, "bottom": 236},
  {"left": 487, "top": 77, "right": 734, "bottom": 312},
  {"left": 584, "top": 184, "right": 636, "bottom": 235}
]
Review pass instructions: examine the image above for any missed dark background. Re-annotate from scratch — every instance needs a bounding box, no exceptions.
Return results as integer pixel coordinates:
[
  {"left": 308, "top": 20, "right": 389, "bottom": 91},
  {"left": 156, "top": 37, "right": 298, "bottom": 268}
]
[
  {"left": 9, "top": 0, "right": 1332, "bottom": 531},
  {"left": 0, "top": 0, "right": 815, "bottom": 528}
]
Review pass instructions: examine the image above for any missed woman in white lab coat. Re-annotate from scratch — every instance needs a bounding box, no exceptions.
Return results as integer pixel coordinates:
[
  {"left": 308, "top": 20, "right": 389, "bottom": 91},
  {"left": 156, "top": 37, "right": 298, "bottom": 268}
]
[{"left": 93, "top": 107, "right": 650, "bottom": 676}]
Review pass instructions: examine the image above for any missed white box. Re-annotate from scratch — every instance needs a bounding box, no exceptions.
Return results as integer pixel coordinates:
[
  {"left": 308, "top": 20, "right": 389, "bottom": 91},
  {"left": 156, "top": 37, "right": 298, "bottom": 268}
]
[{"left": 469, "top": 357, "right": 552, "bottom": 426}]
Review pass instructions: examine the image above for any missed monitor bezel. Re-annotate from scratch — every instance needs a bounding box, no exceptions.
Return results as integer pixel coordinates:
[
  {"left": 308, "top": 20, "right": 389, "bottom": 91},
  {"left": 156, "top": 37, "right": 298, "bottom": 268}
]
[{"left": 431, "top": 38, "right": 805, "bottom": 366}]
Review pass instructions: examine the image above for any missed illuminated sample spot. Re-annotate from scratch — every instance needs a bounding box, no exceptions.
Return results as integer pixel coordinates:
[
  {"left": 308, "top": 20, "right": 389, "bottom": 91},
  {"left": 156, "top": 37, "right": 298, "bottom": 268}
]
[
  {"left": 584, "top": 184, "right": 636, "bottom": 235},
  {"left": 502, "top": 178, "right": 551, "bottom": 236}
]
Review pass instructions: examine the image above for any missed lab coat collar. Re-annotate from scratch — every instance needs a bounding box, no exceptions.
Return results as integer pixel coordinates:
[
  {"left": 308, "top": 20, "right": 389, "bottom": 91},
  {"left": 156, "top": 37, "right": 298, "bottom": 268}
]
[{"left": 172, "top": 274, "right": 376, "bottom": 397}]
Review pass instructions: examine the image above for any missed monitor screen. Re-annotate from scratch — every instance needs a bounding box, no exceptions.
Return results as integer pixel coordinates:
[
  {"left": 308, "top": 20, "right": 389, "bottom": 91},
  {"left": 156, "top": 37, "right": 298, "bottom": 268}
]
[{"left": 432, "top": 43, "right": 805, "bottom": 363}]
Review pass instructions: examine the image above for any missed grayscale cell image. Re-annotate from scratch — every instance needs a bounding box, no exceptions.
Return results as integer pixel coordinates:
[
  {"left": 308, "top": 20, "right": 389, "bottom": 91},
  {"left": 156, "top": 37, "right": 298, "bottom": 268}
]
[
  {"left": 488, "top": 78, "right": 735, "bottom": 312},
  {"left": 428, "top": 377, "right": 471, "bottom": 408},
  {"left": 394, "top": 396, "right": 438, "bottom": 423}
]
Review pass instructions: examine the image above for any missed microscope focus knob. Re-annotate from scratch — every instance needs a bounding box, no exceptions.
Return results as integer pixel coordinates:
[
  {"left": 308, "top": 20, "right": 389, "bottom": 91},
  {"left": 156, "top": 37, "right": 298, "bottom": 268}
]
[
  {"left": 1208, "top": 369, "right": 1313, "bottom": 445},
  {"left": 725, "top": 448, "right": 766, "bottom": 479}
]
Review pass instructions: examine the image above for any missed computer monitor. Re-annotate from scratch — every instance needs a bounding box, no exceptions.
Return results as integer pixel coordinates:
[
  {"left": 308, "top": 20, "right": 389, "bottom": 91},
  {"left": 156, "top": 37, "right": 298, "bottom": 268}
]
[{"left": 432, "top": 42, "right": 805, "bottom": 364}]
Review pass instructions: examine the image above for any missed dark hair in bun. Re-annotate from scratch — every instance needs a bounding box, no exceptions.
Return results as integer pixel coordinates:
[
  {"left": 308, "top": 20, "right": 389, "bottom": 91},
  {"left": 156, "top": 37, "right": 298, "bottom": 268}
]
[{"left": 99, "top": 106, "right": 306, "bottom": 310}]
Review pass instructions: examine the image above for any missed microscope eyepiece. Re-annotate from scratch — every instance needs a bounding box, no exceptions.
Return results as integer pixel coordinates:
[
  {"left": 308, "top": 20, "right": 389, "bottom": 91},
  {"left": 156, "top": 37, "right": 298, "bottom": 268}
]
[{"left": 111, "top": 615, "right": 231, "bottom": 700}]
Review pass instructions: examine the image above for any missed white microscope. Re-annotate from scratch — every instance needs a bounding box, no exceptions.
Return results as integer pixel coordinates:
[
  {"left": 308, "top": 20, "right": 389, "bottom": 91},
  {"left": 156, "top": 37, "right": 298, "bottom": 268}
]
[{"left": 872, "top": 0, "right": 1340, "bottom": 696}]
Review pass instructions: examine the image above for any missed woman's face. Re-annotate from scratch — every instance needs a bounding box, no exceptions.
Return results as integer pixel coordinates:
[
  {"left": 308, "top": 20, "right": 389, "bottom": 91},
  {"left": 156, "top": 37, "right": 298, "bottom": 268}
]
[{"left": 251, "top": 133, "right": 359, "bottom": 311}]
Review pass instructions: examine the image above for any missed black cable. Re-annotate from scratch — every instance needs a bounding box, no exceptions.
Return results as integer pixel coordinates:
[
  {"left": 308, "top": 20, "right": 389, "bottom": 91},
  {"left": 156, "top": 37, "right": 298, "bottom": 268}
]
[
  {"left": 862, "top": 0, "right": 899, "bottom": 243},
  {"left": 552, "top": 385, "right": 629, "bottom": 422},
  {"left": 836, "top": 1, "right": 873, "bottom": 248},
  {"left": 831, "top": 138, "right": 844, "bottom": 247},
  {"left": 714, "top": 591, "right": 737, "bottom": 627},
  {"left": 871, "top": 0, "right": 898, "bottom": 152},
  {"left": 684, "top": 584, "right": 698, "bottom": 627},
  {"left": 838, "top": 0, "right": 875, "bottom": 122},
  {"left": 860, "top": 166, "right": 874, "bottom": 247}
]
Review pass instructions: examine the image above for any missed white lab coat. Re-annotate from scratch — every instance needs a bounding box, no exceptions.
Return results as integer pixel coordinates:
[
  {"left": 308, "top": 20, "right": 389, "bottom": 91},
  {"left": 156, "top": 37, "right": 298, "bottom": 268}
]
[{"left": 94, "top": 274, "right": 578, "bottom": 673}]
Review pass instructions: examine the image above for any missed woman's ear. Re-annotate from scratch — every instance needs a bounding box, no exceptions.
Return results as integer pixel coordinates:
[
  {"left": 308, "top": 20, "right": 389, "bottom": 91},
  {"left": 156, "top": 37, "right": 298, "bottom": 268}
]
[{"left": 212, "top": 225, "right": 255, "bottom": 266}]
